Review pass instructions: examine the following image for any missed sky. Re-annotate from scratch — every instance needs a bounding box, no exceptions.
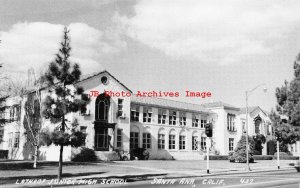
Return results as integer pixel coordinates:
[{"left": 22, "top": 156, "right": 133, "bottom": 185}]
[{"left": 0, "top": 0, "right": 300, "bottom": 111}]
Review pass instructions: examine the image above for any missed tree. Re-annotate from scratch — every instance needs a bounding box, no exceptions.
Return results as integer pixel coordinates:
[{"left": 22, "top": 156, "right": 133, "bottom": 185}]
[
  {"left": 229, "top": 135, "right": 255, "bottom": 163},
  {"left": 272, "top": 54, "right": 300, "bottom": 151},
  {"left": 253, "top": 134, "right": 266, "bottom": 155},
  {"left": 23, "top": 71, "right": 43, "bottom": 168},
  {"left": 42, "top": 27, "right": 89, "bottom": 179}
]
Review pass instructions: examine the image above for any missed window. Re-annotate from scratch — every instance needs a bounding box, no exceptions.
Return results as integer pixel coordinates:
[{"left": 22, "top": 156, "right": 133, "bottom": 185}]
[
  {"left": 201, "top": 137, "right": 206, "bottom": 150},
  {"left": 117, "top": 98, "right": 124, "bottom": 117},
  {"left": 95, "top": 94, "right": 110, "bottom": 121},
  {"left": 80, "top": 94, "right": 90, "bottom": 115},
  {"left": 80, "top": 126, "right": 87, "bottom": 146},
  {"left": 8, "top": 132, "right": 12, "bottom": 147},
  {"left": 227, "top": 114, "right": 236, "bottom": 131},
  {"left": 158, "top": 109, "right": 167, "bottom": 124},
  {"left": 14, "top": 132, "right": 20, "bottom": 148},
  {"left": 0, "top": 127, "right": 3, "bottom": 142},
  {"left": 179, "top": 112, "right": 186, "bottom": 126},
  {"left": 169, "top": 134, "right": 175, "bottom": 150},
  {"left": 143, "top": 133, "right": 151, "bottom": 149},
  {"left": 95, "top": 128, "right": 109, "bottom": 151},
  {"left": 192, "top": 136, "right": 198, "bottom": 151},
  {"left": 130, "top": 132, "right": 139, "bottom": 149},
  {"left": 242, "top": 121, "right": 246, "bottom": 133},
  {"left": 158, "top": 134, "right": 165, "bottom": 149},
  {"left": 179, "top": 135, "right": 186, "bottom": 150},
  {"left": 255, "top": 119, "right": 261, "bottom": 134},
  {"left": 169, "top": 111, "right": 177, "bottom": 125},
  {"left": 143, "top": 107, "right": 152, "bottom": 123},
  {"left": 192, "top": 114, "right": 199, "bottom": 127},
  {"left": 9, "top": 105, "right": 20, "bottom": 121},
  {"left": 117, "top": 129, "right": 122, "bottom": 148},
  {"left": 201, "top": 119, "right": 207, "bottom": 128},
  {"left": 229, "top": 138, "right": 234, "bottom": 151},
  {"left": 130, "top": 106, "right": 139, "bottom": 121}
]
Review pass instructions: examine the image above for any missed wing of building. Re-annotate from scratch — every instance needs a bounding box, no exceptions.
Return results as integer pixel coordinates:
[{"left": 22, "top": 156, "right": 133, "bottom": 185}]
[{"left": 0, "top": 70, "right": 298, "bottom": 161}]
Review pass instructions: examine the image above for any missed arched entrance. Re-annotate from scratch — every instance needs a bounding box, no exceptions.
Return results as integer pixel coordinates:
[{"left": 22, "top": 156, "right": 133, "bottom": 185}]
[
  {"left": 94, "top": 93, "right": 115, "bottom": 151},
  {"left": 267, "top": 140, "right": 276, "bottom": 155}
]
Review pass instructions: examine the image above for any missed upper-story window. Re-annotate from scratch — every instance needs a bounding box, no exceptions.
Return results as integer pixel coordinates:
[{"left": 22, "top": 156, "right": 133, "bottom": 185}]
[
  {"left": 192, "top": 114, "right": 199, "bottom": 127},
  {"left": 130, "top": 106, "right": 139, "bottom": 121},
  {"left": 169, "top": 111, "right": 177, "bottom": 125},
  {"left": 143, "top": 107, "right": 152, "bottom": 123},
  {"left": 200, "top": 118, "right": 207, "bottom": 128},
  {"left": 117, "top": 98, "right": 124, "bottom": 117},
  {"left": 95, "top": 94, "right": 110, "bottom": 121},
  {"left": 227, "top": 113, "right": 236, "bottom": 132},
  {"left": 10, "top": 105, "right": 20, "bottom": 122},
  {"left": 158, "top": 109, "right": 167, "bottom": 124},
  {"left": 179, "top": 112, "right": 186, "bottom": 126}
]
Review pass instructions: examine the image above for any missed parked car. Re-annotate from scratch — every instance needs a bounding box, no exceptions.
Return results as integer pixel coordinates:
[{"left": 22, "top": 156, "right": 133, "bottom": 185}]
[{"left": 130, "top": 148, "right": 149, "bottom": 160}]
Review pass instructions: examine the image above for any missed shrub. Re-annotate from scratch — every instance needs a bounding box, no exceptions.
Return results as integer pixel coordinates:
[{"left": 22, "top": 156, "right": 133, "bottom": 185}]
[
  {"left": 273, "top": 155, "right": 299, "bottom": 160},
  {"left": 229, "top": 135, "right": 255, "bottom": 163},
  {"left": 204, "top": 155, "right": 228, "bottom": 160},
  {"left": 72, "top": 147, "right": 97, "bottom": 162},
  {"left": 253, "top": 155, "right": 273, "bottom": 160}
]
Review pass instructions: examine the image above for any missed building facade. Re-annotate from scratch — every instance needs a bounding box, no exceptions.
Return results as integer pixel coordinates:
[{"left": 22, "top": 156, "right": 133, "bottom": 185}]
[{"left": 0, "top": 70, "right": 284, "bottom": 161}]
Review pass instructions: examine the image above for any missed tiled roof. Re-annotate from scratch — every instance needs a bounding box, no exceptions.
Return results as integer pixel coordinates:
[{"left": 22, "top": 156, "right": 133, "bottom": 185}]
[
  {"left": 202, "top": 101, "right": 239, "bottom": 109},
  {"left": 131, "top": 96, "right": 212, "bottom": 114}
]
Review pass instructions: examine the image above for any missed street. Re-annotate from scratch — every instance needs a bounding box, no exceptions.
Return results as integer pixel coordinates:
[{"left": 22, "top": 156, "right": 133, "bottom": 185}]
[{"left": 97, "top": 170, "right": 300, "bottom": 188}]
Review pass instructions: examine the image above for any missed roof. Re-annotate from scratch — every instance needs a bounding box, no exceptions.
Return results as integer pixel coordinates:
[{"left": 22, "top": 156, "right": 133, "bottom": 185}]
[
  {"left": 131, "top": 96, "right": 212, "bottom": 114},
  {"left": 77, "top": 70, "right": 132, "bottom": 93},
  {"left": 239, "top": 106, "right": 269, "bottom": 115},
  {"left": 202, "top": 101, "right": 239, "bottom": 110}
]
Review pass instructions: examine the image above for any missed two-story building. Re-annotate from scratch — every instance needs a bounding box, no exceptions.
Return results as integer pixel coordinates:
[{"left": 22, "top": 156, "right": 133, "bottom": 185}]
[{"left": 0, "top": 70, "right": 276, "bottom": 161}]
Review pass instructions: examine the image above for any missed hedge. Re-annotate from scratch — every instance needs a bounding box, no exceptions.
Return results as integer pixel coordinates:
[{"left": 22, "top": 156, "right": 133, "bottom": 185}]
[
  {"left": 253, "top": 155, "right": 273, "bottom": 160},
  {"left": 204, "top": 155, "right": 228, "bottom": 160},
  {"left": 203, "top": 155, "right": 299, "bottom": 160}
]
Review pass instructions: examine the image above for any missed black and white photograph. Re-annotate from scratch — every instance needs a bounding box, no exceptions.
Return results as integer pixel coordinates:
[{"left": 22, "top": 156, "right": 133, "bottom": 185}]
[{"left": 0, "top": 0, "right": 300, "bottom": 187}]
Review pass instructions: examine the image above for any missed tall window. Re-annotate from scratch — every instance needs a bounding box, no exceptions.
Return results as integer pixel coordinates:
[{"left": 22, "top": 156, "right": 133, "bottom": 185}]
[
  {"left": 158, "top": 134, "right": 165, "bottom": 149},
  {"left": 117, "top": 99, "right": 124, "bottom": 117},
  {"left": 169, "top": 111, "right": 177, "bottom": 125},
  {"left": 14, "top": 132, "right": 20, "bottom": 148},
  {"left": 95, "top": 128, "right": 109, "bottom": 151},
  {"left": 8, "top": 132, "right": 12, "bottom": 147},
  {"left": 227, "top": 114, "right": 236, "bottom": 131},
  {"left": 158, "top": 109, "right": 167, "bottom": 124},
  {"left": 131, "top": 106, "right": 139, "bottom": 121},
  {"left": 143, "top": 133, "right": 151, "bottom": 149},
  {"left": 169, "top": 134, "right": 175, "bottom": 150},
  {"left": 10, "top": 105, "right": 20, "bottom": 121},
  {"left": 192, "top": 136, "right": 198, "bottom": 151},
  {"left": 229, "top": 138, "right": 234, "bottom": 151},
  {"left": 80, "top": 94, "right": 90, "bottom": 115},
  {"left": 80, "top": 126, "right": 87, "bottom": 146},
  {"left": 201, "top": 119, "right": 207, "bottom": 128},
  {"left": 242, "top": 121, "right": 246, "bottom": 133},
  {"left": 0, "top": 127, "right": 3, "bottom": 142},
  {"left": 255, "top": 119, "right": 261, "bottom": 134},
  {"left": 143, "top": 107, "right": 152, "bottom": 123},
  {"left": 179, "top": 135, "right": 186, "bottom": 150},
  {"left": 201, "top": 137, "right": 206, "bottom": 150},
  {"left": 95, "top": 94, "right": 110, "bottom": 121},
  {"left": 130, "top": 132, "right": 139, "bottom": 149},
  {"left": 192, "top": 114, "right": 199, "bottom": 127},
  {"left": 179, "top": 112, "right": 186, "bottom": 126},
  {"left": 117, "top": 129, "right": 122, "bottom": 148}
]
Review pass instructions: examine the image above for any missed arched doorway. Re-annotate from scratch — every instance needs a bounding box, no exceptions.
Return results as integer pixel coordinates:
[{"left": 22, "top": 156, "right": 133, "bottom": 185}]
[
  {"left": 94, "top": 93, "right": 114, "bottom": 151},
  {"left": 267, "top": 140, "right": 276, "bottom": 155}
]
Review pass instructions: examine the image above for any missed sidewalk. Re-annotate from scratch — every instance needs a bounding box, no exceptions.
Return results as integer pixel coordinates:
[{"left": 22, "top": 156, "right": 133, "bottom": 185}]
[{"left": 0, "top": 160, "right": 299, "bottom": 186}]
